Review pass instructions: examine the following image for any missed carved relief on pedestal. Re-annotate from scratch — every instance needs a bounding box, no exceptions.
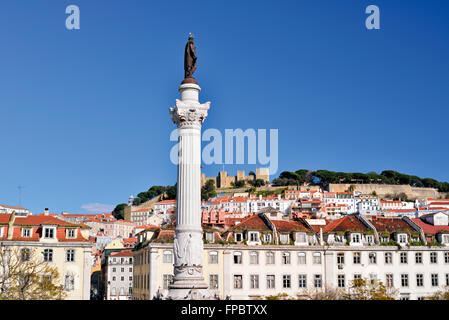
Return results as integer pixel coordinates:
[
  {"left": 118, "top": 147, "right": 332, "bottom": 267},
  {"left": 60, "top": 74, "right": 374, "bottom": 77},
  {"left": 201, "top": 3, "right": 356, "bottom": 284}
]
[
  {"left": 169, "top": 99, "right": 210, "bottom": 128},
  {"left": 173, "top": 232, "right": 203, "bottom": 268}
]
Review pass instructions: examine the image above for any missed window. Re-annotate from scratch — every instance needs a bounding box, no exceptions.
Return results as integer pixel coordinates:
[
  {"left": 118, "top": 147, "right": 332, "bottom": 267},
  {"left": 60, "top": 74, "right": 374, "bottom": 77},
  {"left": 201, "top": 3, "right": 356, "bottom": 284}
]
[
  {"left": 129, "top": 276, "right": 132, "bottom": 281},
  {"left": 337, "top": 275, "right": 345, "bottom": 288},
  {"left": 266, "top": 251, "right": 275, "bottom": 265},
  {"left": 280, "top": 234, "right": 289, "bottom": 244},
  {"left": 314, "top": 274, "right": 322, "bottom": 288},
  {"left": 431, "top": 274, "right": 439, "bottom": 287},
  {"left": 398, "top": 234, "right": 407, "bottom": 244},
  {"left": 111, "top": 287, "right": 116, "bottom": 295},
  {"left": 401, "top": 274, "right": 409, "bottom": 287},
  {"left": 266, "top": 275, "right": 275, "bottom": 289},
  {"left": 369, "top": 252, "right": 377, "bottom": 264},
  {"left": 22, "top": 228, "right": 31, "bottom": 238},
  {"left": 163, "top": 250, "right": 173, "bottom": 264},
  {"left": 337, "top": 253, "right": 345, "bottom": 265},
  {"left": 298, "top": 252, "right": 306, "bottom": 265},
  {"left": 282, "top": 252, "right": 291, "bottom": 264},
  {"left": 112, "top": 276, "right": 116, "bottom": 281},
  {"left": 163, "top": 274, "right": 173, "bottom": 289},
  {"left": 66, "top": 229, "right": 76, "bottom": 238},
  {"left": 313, "top": 252, "right": 321, "bottom": 264},
  {"left": 386, "top": 274, "right": 393, "bottom": 287},
  {"left": 283, "top": 275, "right": 291, "bottom": 288},
  {"left": 20, "top": 248, "right": 31, "bottom": 262},
  {"left": 205, "top": 232, "right": 214, "bottom": 242},
  {"left": 430, "top": 252, "right": 437, "bottom": 264},
  {"left": 112, "top": 267, "right": 116, "bottom": 272},
  {"left": 250, "top": 275, "right": 259, "bottom": 289},
  {"left": 366, "top": 235, "right": 374, "bottom": 244},
  {"left": 351, "top": 233, "right": 360, "bottom": 243},
  {"left": 296, "top": 232, "right": 306, "bottom": 243},
  {"left": 209, "top": 251, "right": 218, "bottom": 264},
  {"left": 263, "top": 233, "right": 272, "bottom": 243},
  {"left": 416, "top": 274, "right": 423, "bottom": 287},
  {"left": 235, "top": 233, "right": 243, "bottom": 242},
  {"left": 446, "top": 274, "right": 449, "bottom": 286},
  {"left": 415, "top": 252, "right": 423, "bottom": 264},
  {"left": 43, "top": 249, "right": 53, "bottom": 262},
  {"left": 249, "top": 232, "right": 259, "bottom": 242},
  {"left": 65, "top": 249, "right": 75, "bottom": 262},
  {"left": 298, "top": 274, "right": 307, "bottom": 288},
  {"left": 233, "top": 252, "right": 242, "bottom": 264},
  {"left": 44, "top": 227, "right": 55, "bottom": 239},
  {"left": 400, "top": 252, "right": 408, "bottom": 264},
  {"left": 354, "top": 274, "right": 362, "bottom": 280},
  {"left": 121, "top": 276, "right": 124, "bottom": 281},
  {"left": 441, "top": 234, "right": 449, "bottom": 244},
  {"left": 353, "top": 252, "right": 361, "bottom": 264},
  {"left": 445, "top": 252, "right": 449, "bottom": 264},
  {"left": 234, "top": 275, "right": 243, "bottom": 289},
  {"left": 209, "top": 274, "right": 218, "bottom": 289},
  {"left": 250, "top": 251, "right": 259, "bottom": 265},
  {"left": 64, "top": 274, "right": 75, "bottom": 291}
]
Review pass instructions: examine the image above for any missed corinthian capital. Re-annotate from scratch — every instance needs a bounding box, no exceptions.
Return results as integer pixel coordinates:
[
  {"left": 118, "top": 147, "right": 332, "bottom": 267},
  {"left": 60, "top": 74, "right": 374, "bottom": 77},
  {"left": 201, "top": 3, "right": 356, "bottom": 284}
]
[{"left": 170, "top": 99, "right": 210, "bottom": 128}]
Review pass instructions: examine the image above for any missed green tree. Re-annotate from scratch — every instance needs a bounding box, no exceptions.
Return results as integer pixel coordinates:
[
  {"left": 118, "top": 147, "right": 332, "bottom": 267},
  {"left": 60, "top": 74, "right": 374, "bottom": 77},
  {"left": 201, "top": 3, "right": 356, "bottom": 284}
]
[
  {"left": 0, "top": 246, "right": 67, "bottom": 300},
  {"left": 232, "top": 180, "right": 245, "bottom": 188},
  {"left": 343, "top": 278, "right": 397, "bottom": 300},
  {"left": 112, "top": 203, "right": 127, "bottom": 220},
  {"left": 201, "top": 180, "right": 217, "bottom": 200}
]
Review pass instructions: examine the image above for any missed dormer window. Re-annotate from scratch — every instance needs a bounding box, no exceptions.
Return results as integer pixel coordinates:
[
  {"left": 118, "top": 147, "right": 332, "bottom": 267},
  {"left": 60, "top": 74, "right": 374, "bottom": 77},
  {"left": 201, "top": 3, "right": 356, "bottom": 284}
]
[
  {"left": 296, "top": 232, "right": 307, "bottom": 243},
  {"left": 398, "top": 234, "right": 408, "bottom": 244},
  {"left": 43, "top": 227, "right": 55, "bottom": 239},
  {"left": 280, "top": 234, "right": 289, "bottom": 244},
  {"left": 263, "top": 234, "right": 272, "bottom": 243},
  {"left": 351, "top": 233, "right": 361, "bottom": 243},
  {"left": 249, "top": 232, "right": 259, "bottom": 242},
  {"left": 235, "top": 233, "right": 243, "bottom": 242},
  {"left": 66, "top": 229, "right": 76, "bottom": 239},
  {"left": 22, "top": 228, "right": 32, "bottom": 238},
  {"left": 366, "top": 235, "right": 374, "bottom": 244},
  {"left": 205, "top": 232, "right": 214, "bottom": 242},
  {"left": 442, "top": 234, "right": 449, "bottom": 244}
]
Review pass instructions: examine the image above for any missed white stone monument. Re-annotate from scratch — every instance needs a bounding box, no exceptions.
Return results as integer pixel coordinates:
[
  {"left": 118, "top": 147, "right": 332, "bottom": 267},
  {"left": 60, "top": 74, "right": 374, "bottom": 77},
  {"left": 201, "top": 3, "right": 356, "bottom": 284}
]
[{"left": 167, "top": 35, "right": 214, "bottom": 300}]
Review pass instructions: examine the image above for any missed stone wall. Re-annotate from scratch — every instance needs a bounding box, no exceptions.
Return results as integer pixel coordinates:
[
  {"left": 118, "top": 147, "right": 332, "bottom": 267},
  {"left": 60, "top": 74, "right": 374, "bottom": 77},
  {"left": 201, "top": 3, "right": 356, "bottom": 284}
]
[{"left": 329, "top": 184, "right": 440, "bottom": 200}]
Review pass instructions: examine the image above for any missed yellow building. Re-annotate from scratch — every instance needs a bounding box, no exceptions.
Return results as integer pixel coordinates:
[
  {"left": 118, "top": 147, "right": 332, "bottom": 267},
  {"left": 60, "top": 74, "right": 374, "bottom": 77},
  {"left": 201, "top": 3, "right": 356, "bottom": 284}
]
[{"left": 0, "top": 212, "right": 92, "bottom": 300}]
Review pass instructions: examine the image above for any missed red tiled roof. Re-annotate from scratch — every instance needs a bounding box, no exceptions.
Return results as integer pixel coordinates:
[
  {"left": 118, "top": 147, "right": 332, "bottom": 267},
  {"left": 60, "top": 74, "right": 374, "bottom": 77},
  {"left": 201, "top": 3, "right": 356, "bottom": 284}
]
[
  {"left": 412, "top": 218, "right": 449, "bottom": 234},
  {"left": 369, "top": 218, "right": 414, "bottom": 233},
  {"left": 272, "top": 220, "right": 312, "bottom": 233},
  {"left": 110, "top": 250, "right": 133, "bottom": 257},
  {"left": 323, "top": 215, "right": 370, "bottom": 233},
  {"left": 229, "top": 214, "right": 270, "bottom": 231},
  {"left": 123, "top": 237, "right": 137, "bottom": 244},
  {"left": 155, "top": 200, "right": 176, "bottom": 204}
]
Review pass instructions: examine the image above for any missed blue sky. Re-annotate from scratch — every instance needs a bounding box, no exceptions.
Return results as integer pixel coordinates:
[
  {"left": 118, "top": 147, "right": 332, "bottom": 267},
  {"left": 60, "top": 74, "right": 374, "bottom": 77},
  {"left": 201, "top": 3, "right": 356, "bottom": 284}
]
[{"left": 0, "top": 0, "right": 448, "bottom": 214}]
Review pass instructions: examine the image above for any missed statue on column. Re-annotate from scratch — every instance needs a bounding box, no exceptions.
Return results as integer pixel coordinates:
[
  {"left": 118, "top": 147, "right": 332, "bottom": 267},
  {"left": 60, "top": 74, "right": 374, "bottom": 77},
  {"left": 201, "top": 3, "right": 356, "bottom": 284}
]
[{"left": 184, "top": 33, "right": 197, "bottom": 79}]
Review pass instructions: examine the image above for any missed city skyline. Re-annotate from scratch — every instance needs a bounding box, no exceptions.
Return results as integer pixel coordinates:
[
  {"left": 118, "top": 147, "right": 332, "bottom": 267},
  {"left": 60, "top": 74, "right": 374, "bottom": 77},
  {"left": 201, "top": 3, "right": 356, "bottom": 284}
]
[{"left": 1, "top": 0, "right": 449, "bottom": 214}]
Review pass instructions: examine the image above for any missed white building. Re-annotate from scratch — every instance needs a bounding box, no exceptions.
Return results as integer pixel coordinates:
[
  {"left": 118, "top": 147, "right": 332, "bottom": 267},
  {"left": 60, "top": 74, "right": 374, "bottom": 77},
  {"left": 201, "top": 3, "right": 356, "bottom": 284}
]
[{"left": 153, "top": 200, "right": 176, "bottom": 215}]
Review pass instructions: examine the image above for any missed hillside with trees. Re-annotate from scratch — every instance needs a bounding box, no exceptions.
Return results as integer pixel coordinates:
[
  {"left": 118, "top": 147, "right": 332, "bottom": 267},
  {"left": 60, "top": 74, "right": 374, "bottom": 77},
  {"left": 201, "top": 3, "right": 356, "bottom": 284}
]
[{"left": 272, "top": 169, "right": 449, "bottom": 193}]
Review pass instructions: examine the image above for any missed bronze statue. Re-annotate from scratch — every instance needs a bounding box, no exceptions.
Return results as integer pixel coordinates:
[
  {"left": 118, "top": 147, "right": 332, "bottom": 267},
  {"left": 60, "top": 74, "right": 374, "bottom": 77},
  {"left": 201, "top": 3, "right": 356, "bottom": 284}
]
[{"left": 184, "top": 33, "right": 197, "bottom": 79}]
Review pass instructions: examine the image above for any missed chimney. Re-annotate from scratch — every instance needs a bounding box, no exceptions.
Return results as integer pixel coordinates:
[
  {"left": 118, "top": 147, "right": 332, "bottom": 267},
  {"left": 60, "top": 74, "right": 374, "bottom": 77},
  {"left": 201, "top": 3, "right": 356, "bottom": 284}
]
[
  {"left": 44, "top": 208, "right": 49, "bottom": 216},
  {"left": 7, "top": 210, "right": 16, "bottom": 240}
]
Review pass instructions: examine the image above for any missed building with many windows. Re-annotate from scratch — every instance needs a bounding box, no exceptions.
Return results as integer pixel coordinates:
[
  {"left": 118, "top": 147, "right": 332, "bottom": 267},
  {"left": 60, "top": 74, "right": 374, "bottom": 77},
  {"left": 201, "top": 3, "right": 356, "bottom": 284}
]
[
  {"left": 131, "top": 209, "right": 449, "bottom": 300},
  {"left": 102, "top": 250, "right": 134, "bottom": 300},
  {"left": 0, "top": 212, "right": 92, "bottom": 299}
]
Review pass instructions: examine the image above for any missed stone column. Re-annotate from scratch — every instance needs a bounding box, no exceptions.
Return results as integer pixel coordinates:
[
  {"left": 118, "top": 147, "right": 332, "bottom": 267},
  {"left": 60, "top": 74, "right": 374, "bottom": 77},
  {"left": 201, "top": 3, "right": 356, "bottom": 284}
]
[{"left": 168, "top": 81, "right": 211, "bottom": 299}]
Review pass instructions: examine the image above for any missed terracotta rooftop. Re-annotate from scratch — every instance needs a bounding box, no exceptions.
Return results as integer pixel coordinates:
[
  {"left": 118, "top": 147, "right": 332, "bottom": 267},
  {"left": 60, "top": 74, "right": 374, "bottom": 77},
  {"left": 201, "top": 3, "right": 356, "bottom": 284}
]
[
  {"left": 411, "top": 218, "right": 449, "bottom": 234},
  {"left": 323, "top": 215, "right": 371, "bottom": 233},
  {"left": 110, "top": 250, "right": 133, "bottom": 257},
  {"left": 369, "top": 217, "right": 415, "bottom": 233}
]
